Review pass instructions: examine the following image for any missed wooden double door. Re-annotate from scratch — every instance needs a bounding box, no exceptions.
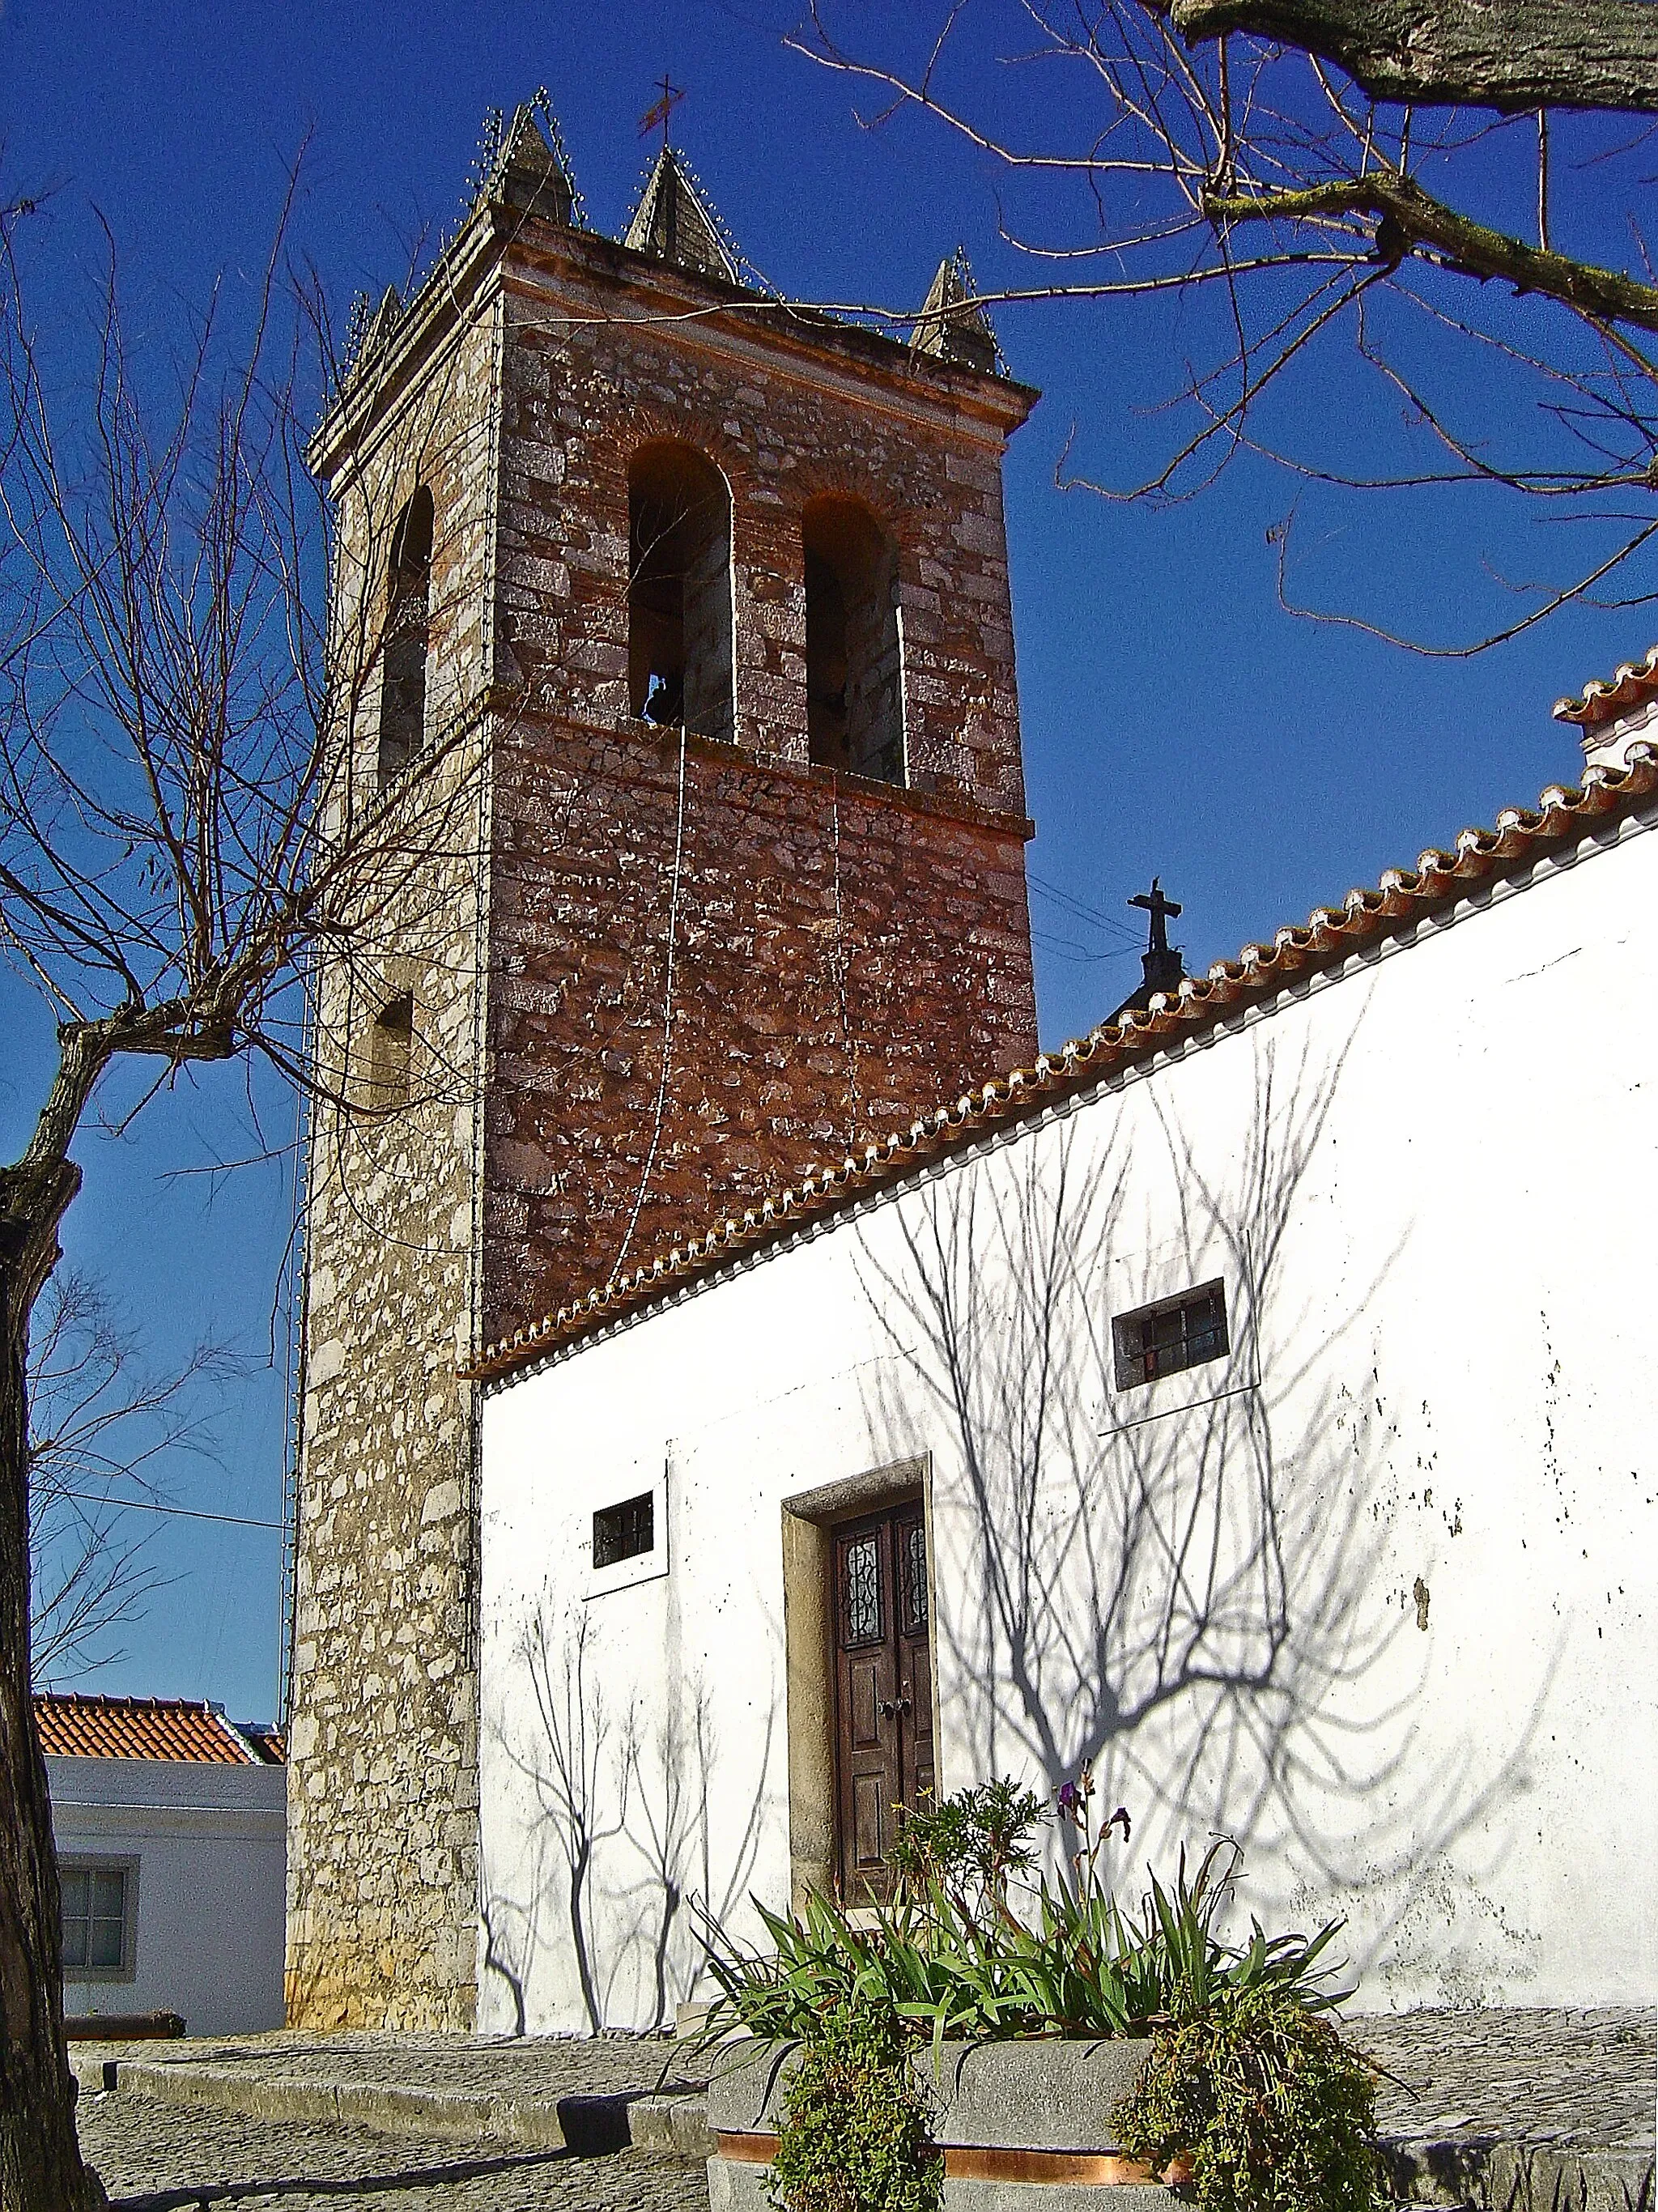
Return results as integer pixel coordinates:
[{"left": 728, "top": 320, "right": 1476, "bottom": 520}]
[{"left": 832, "top": 1499, "right": 934, "bottom": 1901}]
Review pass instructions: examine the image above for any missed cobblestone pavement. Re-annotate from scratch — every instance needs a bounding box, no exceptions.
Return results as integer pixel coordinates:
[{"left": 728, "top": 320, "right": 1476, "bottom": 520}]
[
  {"left": 81, "top": 2009, "right": 1655, "bottom": 2155},
  {"left": 1351, "top": 2007, "right": 1655, "bottom": 2157},
  {"left": 75, "top": 2091, "right": 708, "bottom": 2211},
  {"left": 74, "top": 2009, "right": 1655, "bottom": 2210}
]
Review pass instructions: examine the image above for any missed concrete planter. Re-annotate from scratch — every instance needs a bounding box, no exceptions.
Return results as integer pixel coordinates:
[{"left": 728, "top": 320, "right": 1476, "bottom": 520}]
[{"left": 706, "top": 2035, "right": 1178, "bottom": 2211}]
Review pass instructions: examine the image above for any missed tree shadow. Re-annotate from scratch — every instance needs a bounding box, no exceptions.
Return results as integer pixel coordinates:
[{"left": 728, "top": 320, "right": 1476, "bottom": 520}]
[
  {"left": 480, "top": 1609, "right": 771, "bottom": 2035},
  {"left": 104, "top": 2141, "right": 610, "bottom": 2211},
  {"left": 853, "top": 1018, "right": 1551, "bottom": 1990}
]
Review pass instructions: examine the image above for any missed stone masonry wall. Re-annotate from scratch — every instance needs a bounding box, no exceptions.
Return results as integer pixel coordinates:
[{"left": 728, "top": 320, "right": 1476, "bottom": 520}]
[
  {"left": 483, "top": 231, "right": 1039, "bottom": 1341},
  {"left": 288, "top": 201, "right": 1044, "bottom": 2028},
  {"left": 287, "top": 288, "right": 500, "bottom": 2031},
  {"left": 483, "top": 717, "right": 1035, "bottom": 1339}
]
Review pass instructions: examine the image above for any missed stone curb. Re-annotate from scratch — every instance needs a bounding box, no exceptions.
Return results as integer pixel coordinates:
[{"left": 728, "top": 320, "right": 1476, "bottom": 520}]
[
  {"left": 73, "top": 2055, "right": 715, "bottom": 2161},
  {"left": 1382, "top": 2133, "right": 1656, "bottom": 2212},
  {"left": 629, "top": 2092, "right": 719, "bottom": 2160}
]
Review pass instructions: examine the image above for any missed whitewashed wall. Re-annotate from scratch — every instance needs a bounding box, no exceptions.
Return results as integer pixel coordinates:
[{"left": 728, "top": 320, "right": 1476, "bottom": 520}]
[
  {"left": 478, "top": 806, "right": 1658, "bottom": 2033},
  {"left": 49, "top": 1756, "right": 287, "bottom": 2035}
]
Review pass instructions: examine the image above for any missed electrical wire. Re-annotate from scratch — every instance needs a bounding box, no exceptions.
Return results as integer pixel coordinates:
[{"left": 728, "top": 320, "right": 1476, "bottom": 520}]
[
  {"left": 53, "top": 1489, "right": 284, "bottom": 1533},
  {"left": 609, "top": 721, "right": 688, "bottom": 1287},
  {"left": 1028, "top": 870, "right": 1144, "bottom": 942},
  {"left": 829, "top": 781, "right": 859, "bottom": 1131}
]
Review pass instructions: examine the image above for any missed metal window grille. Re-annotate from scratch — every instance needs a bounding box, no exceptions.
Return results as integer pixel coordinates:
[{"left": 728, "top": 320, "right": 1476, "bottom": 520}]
[
  {"left": 842, "top": 1531, "right": 882, "bottom": 1646},
  {"left": 899, "top": 1519, "right": 928, "bottom": 1635},
  {"left": 1112, "top": 1280, "right": 1229, "bottom": 1389},
  {"left": 61, "top": 1865, "right": 128, "bottom": 1974},
  {"left": 593, "top": 1491, "right": 654, "bottom": 1569}
]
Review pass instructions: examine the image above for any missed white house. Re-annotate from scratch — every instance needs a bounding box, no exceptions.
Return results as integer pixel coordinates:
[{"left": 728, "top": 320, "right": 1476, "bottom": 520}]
[
  {"left": 41, "top": 1694, "right": 287, "bottom": 2036},
  {"left": 474, "top": 730, "right": 1658, "bottom": 2037}
]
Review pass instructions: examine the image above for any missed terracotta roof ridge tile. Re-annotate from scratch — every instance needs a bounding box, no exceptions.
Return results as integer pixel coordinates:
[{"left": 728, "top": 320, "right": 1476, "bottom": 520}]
[
  {"left": 1554, "top": 644, "right": 1658, "bottom": 728},
  {"left": 466, "top": 743, "right": 1658, "bottom": 1385}
]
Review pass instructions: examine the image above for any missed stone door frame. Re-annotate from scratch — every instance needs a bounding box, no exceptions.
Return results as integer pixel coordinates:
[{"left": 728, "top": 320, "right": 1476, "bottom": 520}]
[{"left": 780, "top": 1453, "right": 937, "bottom": 1912}]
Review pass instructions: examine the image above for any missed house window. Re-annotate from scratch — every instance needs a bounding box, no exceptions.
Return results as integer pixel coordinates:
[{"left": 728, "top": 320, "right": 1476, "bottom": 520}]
[
  {"left": 1112, "top": 1279, "right": 1229, "bottom": 1389},
  {"left": 802, "top": 495, "right": 904, "bottom": 785},
  {"left": 593, "top": 1490, "right": 655, "bottom": 1570},
  {"left": 379, "top": 486, "right": 434, "bottom": 787},
  {"left": 61, "top": 1862, "right": 134, "bottom": 1980},
  {"left": 627, "top": 443, "right": 734, "bottom": 745},
  {"left": 368, "top": 991, "right": 413, "bottom": 1105}
]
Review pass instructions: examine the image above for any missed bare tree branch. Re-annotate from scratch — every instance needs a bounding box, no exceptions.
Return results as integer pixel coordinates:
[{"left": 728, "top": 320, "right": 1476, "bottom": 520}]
[
  {"left": 1205, "top": 168, "right": 1658, "bottom": 331},
  {"left": 27, "top": 1270, "right": 239, "bottom": 1682},
  {"left": 796, "top": 2, "right": 1658, "bottom": 651},
  {"left": 0, "top": 160, "right": 493, "bottom": 2210}
]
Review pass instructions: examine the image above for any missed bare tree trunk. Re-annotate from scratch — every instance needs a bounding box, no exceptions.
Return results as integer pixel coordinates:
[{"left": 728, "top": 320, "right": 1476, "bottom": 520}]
[{"left": 0, "top": 1156, "right": 104, "bottom": 2212}]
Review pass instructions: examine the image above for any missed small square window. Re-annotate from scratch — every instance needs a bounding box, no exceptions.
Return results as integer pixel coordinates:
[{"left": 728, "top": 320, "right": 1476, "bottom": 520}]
[
  {"left": 1113, "top": 1279, "right": 1229, "bottom": 1390},
  {"left": 61, "top": 1861, "right": 134, "bottom": 1979},
  {"left": 593, "top": 1491, "right": 654, "bottom": 1570}
]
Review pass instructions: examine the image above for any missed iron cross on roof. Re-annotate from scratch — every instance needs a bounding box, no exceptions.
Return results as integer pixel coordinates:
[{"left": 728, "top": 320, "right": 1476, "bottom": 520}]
[
  {"left": 1129, "top": 876, "right": 1182, "bottom": 956},
  {"left": 639, "top": 75, "right": 686, "bottom": 150}
]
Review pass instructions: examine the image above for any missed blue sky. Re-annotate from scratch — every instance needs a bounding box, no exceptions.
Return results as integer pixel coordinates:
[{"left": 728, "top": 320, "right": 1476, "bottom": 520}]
[{"left": 3, "top": 1, "right": 1643, "bottom": 1721}]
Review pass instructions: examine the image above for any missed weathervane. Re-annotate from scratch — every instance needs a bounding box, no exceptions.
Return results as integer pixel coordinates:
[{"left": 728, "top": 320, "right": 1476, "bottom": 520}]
[{"left": 638, "top": 74, "right": 686, "bottom": 151}]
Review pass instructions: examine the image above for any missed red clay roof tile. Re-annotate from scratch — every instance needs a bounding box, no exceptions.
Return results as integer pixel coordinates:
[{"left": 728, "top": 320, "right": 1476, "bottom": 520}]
[
  {"left": 1554, "top": 644, "right": 1658, "bottom": 729},
  {"left": 35, "top": 1694, "right": 271, "bottom": 1764}
]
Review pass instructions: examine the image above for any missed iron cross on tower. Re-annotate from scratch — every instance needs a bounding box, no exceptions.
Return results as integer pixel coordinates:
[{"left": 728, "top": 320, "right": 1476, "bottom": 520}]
[{"left": 1129, "top": 876, "right": 1182, "bottom": 957}]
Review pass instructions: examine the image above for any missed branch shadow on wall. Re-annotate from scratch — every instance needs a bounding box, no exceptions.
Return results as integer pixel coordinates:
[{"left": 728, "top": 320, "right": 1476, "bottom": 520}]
[
  {"left": 481, "top": 1608, "right": 773, "bottom": 2033},
  {"left": 854, "top": 1019, "right": 1553, "bottom": 1997}
]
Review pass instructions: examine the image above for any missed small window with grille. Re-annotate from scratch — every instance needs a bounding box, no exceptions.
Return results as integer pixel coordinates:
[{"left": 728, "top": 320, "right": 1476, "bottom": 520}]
[
  {"left": 1112, "top": 1279, "right": 1229, "bottom": 1390},
  {"left": 585, "top": 1465, "right": 669, "bottom": 1598},
  {"left": 593, "top": 1491, "right": 654, "bottom": 1570},
  {"left": 61, "top": 1861, "right": 135, "bottom": 1980}
]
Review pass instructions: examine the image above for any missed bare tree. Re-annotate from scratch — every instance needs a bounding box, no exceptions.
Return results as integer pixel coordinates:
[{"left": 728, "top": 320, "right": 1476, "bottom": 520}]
[
  {"left": 28, "top": 1270, "right": 237, "bottom": 1683},
  {"left": 0, "top": 181, "right": 487, "bottom": 2209},
  {"left": 793, "top": 2, "right": 1658, "bottom": 653}
]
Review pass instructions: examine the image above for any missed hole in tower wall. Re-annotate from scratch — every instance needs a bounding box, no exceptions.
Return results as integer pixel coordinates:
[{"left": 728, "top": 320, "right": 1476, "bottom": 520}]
[
  {"left": 627, "top": 443, "right": 734, "bottom": 744},
  {"left": 365, "top": 990, "right": 414, "bottom": 1108},
  {"left": 379, "top": 487, "right": 434, "bottom": 788},
  {"left": 803, "top": 496, "right": 904, "bottom": 786}
]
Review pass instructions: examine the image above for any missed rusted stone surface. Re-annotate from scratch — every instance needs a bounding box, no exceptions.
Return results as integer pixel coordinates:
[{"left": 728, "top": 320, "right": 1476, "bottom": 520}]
[{"left": 288, "top": 196, "right": 1039, "bottom": 2030}]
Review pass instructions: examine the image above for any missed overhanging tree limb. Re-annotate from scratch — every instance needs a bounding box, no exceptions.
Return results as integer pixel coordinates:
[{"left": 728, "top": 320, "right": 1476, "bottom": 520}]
[
  {"left": 1205, "top": 169, "right": 1658, "bottom": 332},
  {"left": 796, "top": 0, "right": 1658, "bottom": 649},
  {"left": 1162, "top": 0, "right": 1658, "bottom": 113}
]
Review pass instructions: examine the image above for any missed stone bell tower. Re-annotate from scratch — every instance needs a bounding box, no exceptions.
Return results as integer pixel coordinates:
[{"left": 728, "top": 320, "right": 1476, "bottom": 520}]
[{"left": 286, "top": 98, "right": 1039, "bottom": 2029}]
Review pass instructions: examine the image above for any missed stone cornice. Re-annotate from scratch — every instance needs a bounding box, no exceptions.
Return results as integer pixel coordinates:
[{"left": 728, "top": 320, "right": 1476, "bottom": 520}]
[{"left": 311, "top": 200, "right": 1039, "bottom": 481}]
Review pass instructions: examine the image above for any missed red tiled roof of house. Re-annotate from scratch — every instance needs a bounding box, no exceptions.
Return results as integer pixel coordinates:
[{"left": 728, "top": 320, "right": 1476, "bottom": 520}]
[
  {"left": 466, "top": 744, "right": 1658, "bottom": 1387},
  {"left": 35, "top": 1694, "right": 267, "bottom": 1764},
  {"left": 240, "top": 1725, "right": 287, "bottom": 1765}
]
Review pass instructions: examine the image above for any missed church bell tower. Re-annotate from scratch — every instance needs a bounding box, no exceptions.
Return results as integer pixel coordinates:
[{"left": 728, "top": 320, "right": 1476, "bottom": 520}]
[{"left": 287, "top": 97, "right": 1039, "bottom": 2028}]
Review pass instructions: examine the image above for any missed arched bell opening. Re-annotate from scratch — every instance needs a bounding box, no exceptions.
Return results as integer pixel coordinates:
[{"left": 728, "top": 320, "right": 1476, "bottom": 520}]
[
  {"left": 627, "top": 443, "right": 735, "bottom": 745},
  {"left": 802, "top": 496, "right": 904, "bottom": 786}
]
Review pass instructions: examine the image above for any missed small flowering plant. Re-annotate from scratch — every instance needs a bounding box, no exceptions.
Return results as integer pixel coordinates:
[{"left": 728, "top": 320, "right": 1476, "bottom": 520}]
[{"left": 1055, "top": 1760, "right": 1132, "bottom": 1891}]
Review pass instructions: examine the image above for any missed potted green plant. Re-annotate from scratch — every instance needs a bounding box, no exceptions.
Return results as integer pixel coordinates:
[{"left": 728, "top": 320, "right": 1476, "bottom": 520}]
[{"left": 699, "top": 1777, "right": 1380, "bottom": 2212}]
